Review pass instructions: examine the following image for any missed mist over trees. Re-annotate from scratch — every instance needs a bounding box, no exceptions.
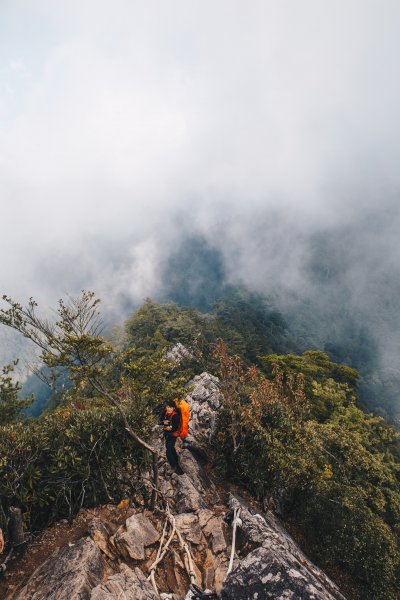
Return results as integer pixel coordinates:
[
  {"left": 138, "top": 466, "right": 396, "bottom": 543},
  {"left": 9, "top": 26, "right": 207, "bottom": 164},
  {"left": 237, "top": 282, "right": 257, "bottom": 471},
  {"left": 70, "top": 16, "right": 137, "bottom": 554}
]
[
  {"left": 2, "top": 210, "right": 399, "bottom": 423},
  {"left": 160, "top": 232, "right": 400, "bottom": 422}
]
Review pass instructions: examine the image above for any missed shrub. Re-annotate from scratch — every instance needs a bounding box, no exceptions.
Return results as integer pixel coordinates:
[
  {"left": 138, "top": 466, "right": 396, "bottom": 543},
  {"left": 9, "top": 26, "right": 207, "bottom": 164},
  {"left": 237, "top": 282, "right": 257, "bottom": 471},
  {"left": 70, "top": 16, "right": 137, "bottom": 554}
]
[
  {"left": 213, "top": 341, "right": 400, "bottom": 600},
  {"left": 0, "top": 400, "right": 149, "bottom": 531}
]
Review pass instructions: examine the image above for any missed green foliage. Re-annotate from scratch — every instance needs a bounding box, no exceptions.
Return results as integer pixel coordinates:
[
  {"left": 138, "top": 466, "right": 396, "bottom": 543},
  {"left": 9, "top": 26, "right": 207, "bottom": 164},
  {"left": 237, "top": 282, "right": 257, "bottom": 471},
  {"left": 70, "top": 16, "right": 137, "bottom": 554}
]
[
  {"left": 124, "top": 299, "right": 207, "bottom": 357},
  {"left": 260, "top": 350, "right": 358, "bottom": 421},
  {"left": 0, "top": 400, "right": 149, "bottom": 529},
  {"left": 124, "top": 290, "right": 292, "bottom": 372},
  {"left": 106, "top": 346, "right": 188, "bottom": 416},
  {"left": 0, "top": 293, "right": 190, "bottom": 532},
  {"left": 0, "top": 291, "right": 113, "bottom": 387},
  {"left": 6, "top": 289, "right": 295, "bottom": 418},
  {"left": 214, "top": 342, "right": 400, "bottom": 600},
  {"left": 211, "top": 288, "right": 291, "bottom": 362},
  {"left": 23, "top": 366, "right": 72, "bottom": 417},
  {"left": 0, "top": 362, "right": 32, "bottom": 425},
  {"left": 260, "top": 350, "right": 358, "bottom": 388},
  {"left": 303, "top": 427, "right": 397, "bottom": 599}
]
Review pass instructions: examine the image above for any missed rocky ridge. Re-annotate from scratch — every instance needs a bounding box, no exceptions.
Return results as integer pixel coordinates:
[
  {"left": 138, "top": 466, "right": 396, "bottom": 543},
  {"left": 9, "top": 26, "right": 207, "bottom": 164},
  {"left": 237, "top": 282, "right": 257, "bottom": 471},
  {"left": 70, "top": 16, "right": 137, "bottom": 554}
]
[{"left": 8, "top": 353, "right": 347, "bottom": 600}]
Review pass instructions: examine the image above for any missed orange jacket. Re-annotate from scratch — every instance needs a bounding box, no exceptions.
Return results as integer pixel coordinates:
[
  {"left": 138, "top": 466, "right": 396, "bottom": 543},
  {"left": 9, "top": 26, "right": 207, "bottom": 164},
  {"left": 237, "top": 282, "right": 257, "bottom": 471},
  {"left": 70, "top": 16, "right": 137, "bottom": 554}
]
[{"left": 174, "top": 398, "right": 190, "bottom": 438}]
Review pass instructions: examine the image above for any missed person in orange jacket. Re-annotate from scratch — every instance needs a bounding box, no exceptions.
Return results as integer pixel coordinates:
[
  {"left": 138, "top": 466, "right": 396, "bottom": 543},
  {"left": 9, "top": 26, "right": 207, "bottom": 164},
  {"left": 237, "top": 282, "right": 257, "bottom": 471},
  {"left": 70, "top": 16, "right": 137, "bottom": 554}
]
[{"left": 161, "top": 399, "right": 184, "bottom": 475}]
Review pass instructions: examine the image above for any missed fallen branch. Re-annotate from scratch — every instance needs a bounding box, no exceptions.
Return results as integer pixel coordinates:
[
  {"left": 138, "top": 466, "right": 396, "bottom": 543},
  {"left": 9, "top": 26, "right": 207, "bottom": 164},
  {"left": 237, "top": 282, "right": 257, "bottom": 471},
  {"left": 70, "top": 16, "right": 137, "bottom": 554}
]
[
  {"left": 175, "top": 526, "right": 197, "bottom": 585},
  {"left": 147, "top": 503, "right": 199, "bottom": 596},
  {"left": 226, "top": 507, "right": 241, "bottom": 576},
  {"left": 148, "top": 509, "right": 177, "bottom": 595}
]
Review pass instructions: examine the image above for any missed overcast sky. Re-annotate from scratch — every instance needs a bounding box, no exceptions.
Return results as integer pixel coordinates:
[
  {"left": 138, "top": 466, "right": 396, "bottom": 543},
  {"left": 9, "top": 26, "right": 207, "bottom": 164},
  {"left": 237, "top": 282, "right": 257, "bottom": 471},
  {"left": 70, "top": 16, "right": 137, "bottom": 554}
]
[{"left": 1, "top": 1, "right": 400, "bottom": 320}]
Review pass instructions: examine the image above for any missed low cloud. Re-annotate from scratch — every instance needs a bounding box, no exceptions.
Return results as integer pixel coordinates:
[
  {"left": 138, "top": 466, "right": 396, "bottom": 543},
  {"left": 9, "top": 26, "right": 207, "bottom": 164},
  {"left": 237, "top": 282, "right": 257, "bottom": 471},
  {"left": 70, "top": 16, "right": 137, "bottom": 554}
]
[{"left": 0, "top": 2, "right": 400, "bottom": 403}]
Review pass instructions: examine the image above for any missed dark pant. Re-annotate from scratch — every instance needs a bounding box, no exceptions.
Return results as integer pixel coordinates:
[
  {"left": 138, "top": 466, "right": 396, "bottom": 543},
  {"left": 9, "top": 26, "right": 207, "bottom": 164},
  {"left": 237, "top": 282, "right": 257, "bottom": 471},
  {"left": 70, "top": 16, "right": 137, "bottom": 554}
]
[{"left": 165, "top": 435, "right": 179, "bottom": 468}]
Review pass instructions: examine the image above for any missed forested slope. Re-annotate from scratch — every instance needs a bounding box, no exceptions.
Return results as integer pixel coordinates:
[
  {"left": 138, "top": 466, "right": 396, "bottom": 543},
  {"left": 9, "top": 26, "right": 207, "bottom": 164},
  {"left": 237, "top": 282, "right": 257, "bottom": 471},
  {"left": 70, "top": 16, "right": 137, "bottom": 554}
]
[{"left": 0, "top": 293, "right": 399, "bottom": 599}]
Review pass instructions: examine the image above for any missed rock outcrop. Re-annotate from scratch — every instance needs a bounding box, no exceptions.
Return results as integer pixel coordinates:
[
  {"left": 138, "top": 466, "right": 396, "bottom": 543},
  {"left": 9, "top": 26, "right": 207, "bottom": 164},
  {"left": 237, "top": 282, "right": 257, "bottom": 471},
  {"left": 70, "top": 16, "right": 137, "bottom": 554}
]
[
  {"left": 165, "top": 343, "right": 193, "bottom": 364},
  {"left": 110, "top": 512, "right": 160, "bottom": 561},
  {"left": 12, "top": 537, "right": 105, "bottom": 600},
  {"left": 220, "top": 497, "right": 346, "bottom": 600},
  {"left": 8, "top": 364, "right": 347, "bottom": 600},
  {"left": 91, "top": 564, "right": 159, "bottom": 600},
  {"left": 183, "top": 372, "right": 222, "bottom": 459}
]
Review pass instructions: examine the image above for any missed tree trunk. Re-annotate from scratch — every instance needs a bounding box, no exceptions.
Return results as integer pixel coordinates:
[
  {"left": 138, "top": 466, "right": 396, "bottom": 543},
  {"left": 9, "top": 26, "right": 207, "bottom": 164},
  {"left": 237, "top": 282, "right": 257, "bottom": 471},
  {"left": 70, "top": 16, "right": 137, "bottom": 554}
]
[
  {"left": 9, "top": 507, "right": 24, "bottom": 547},
  {"left": 0, "top": 503, "right": 8, "bottom": 545},
  {"left": 150, "top": 453, "right": 159, "bottom": 511}
]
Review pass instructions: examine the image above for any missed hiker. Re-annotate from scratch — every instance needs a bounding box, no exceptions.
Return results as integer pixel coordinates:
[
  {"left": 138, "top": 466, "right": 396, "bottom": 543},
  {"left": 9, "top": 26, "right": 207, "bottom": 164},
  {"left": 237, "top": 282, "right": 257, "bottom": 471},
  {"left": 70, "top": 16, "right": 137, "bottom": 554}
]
[{"left": 161, "top": 399, "right": 184, "bottom": 475}]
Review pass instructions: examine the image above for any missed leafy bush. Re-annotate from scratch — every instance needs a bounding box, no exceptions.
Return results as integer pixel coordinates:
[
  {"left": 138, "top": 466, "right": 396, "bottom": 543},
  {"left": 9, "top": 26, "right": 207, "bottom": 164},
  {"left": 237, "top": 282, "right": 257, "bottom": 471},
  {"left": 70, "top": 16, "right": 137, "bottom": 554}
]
[
  {"left": 124, "top": 291, "right": 292, "bottom": 375},
  {"left": 0, "top": 362, "right": 32, "bottom": 424},
  {"left": 0, "top": 401, "right": 149, "bottom": 532},
  {"left": 213, "top": 341, "right": 400, "bottom": 600}
]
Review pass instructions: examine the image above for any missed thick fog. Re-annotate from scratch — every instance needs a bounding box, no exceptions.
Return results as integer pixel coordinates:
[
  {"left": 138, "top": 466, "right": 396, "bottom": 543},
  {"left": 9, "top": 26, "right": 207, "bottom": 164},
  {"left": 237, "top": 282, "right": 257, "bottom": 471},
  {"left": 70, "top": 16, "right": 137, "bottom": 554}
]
[{"left": 1, "top": 1, "right": 400, "bottom": 411}]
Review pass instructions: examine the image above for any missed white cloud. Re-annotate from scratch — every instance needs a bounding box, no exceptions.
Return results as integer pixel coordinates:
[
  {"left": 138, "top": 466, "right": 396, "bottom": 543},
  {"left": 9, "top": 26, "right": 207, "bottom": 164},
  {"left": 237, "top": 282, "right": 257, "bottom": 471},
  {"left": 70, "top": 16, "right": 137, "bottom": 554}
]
[{"left": 0, "top": 0, "right": 399, "bottom": 307}]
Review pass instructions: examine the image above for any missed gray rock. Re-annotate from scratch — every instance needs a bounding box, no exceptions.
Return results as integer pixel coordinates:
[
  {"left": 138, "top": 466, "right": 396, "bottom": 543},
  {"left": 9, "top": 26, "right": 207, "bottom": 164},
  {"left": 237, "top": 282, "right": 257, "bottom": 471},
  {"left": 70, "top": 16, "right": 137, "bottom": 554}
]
[
  {"left": 221, "top": 496, "right": 346, "bottom": 600},
  {"left": 91, "top": 563, "right": 159, "bottom": 600},
  {"left": 149, "top": 371, "right": 222, "bottom": 514},
  {"left": 184, "top": 373, "right": 222, "bottom": 458},
  {"left": 165, "top": 343, "right": 193, "bottom": 364},
  {"left": 179, "top": 447, "right": 218, "bottom": 501},
  {"left": 187, "top": 373, "right": 222, "bottom": 409},
  {"left": 213, "top": 554, "right": 232, "bottom": 593},
  {"left": 110, "top": 513, "right": 160, "bottom": 562},
  {"left": 197, "top": 508, "right": 214, "bottom": 529},
  {"left": 110, "top": 532, "right": 140, "bottom": 561},
  {"left": 221, "top": 546, "right": 339, "bottom": 600},
  {"left": 125, "top": 513, "right": 160, "bottom": 546},
  {"left": 12, "top": 537, "right": 105, "bottom": 600},
  {"left": 173, "top": 472, "right": 206, "bottom": 513},
  {"left": 88, "top": 517, "right": 116, "bottom": 560},
  {"left": 174, "top": 513, "right": 203, "bottom": 545},
  {"left": 203, "top": 517, "right": 227, "bottom": 554}
]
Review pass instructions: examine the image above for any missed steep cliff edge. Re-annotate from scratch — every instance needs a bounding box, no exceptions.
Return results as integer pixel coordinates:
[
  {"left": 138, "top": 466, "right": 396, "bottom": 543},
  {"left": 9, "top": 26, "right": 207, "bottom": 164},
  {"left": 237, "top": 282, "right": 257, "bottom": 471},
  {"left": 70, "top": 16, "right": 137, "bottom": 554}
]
[{"left": 6, "top": 370, "right": 347, "bottom": 600}]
